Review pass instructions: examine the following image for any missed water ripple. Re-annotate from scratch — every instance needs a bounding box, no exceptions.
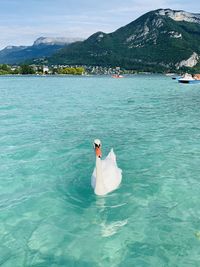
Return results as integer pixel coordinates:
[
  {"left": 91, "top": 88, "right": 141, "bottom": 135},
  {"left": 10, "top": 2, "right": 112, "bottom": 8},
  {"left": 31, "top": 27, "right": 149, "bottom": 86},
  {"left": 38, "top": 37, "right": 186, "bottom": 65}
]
[{"left": 1, "top": 75, "right": 200, "bottom": 266}]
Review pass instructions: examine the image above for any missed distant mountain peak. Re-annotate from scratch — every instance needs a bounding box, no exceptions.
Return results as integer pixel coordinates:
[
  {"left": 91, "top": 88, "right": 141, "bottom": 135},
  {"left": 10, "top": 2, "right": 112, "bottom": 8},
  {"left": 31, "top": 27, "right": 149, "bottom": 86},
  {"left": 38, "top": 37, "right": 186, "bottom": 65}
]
[
  {"left": 0, "top": 37, "right": 84, "bottom": 64},
  {"left": 86, "top": 31, "right": 107, "bottom": 43},
  {"left": 4, "top": 45, "right": 27, "bottom": 50},
  {"left": 5, "top": 46, "right": 15, "bottom": 50},
  {"left": 33, "top": 37, "right": 83, "bottom": 46},
  {"left": 156, "top": 9, "right": 200, "bottom": 24}
]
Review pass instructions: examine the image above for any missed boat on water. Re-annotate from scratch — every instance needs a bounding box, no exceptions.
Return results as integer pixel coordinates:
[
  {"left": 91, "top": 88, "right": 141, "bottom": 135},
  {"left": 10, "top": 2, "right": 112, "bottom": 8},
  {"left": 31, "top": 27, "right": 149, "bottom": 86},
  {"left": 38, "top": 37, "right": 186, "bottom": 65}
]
[
  {"left": 112, "top": 74, "right": 124, "bottom": 78},
  {"left": 172, "top": 76, "right": 181, "bottom": 80},
  {"left": 166, "top": 73, "right": 176, "bottom": 77},
  {"left": 178, "top": 73, "right": 200, "bottom": 84}
]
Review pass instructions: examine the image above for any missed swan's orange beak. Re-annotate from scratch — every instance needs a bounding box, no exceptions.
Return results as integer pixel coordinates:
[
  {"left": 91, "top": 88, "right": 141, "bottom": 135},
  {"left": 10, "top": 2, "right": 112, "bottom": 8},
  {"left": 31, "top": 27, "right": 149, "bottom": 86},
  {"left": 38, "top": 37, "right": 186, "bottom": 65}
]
[{"left": 95, "top": 146, "right": 102, "bottom": 158}]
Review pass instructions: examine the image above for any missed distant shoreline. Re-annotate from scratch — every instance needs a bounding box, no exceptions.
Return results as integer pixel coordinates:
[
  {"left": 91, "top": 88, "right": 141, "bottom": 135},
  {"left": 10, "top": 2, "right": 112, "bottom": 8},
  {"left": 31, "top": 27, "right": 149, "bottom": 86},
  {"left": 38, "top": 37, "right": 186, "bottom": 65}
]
[{"left": 0, "top": 73, "right": 170, "bottom": 77}]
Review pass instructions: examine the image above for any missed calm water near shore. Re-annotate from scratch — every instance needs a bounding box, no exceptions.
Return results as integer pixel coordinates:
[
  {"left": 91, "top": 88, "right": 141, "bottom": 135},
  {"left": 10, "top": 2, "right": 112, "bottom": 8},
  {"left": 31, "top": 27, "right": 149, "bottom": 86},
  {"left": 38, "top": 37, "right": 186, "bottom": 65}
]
[{"left": 1, "top": 75, "right": 200, "bottom": 266}]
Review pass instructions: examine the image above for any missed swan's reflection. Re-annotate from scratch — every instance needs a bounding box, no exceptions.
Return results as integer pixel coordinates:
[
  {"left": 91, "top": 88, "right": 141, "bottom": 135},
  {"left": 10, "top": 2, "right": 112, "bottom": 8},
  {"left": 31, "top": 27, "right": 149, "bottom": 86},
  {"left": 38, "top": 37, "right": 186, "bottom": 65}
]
[{"left": 95, "top": 197, "right": 128, "bottom": 237}]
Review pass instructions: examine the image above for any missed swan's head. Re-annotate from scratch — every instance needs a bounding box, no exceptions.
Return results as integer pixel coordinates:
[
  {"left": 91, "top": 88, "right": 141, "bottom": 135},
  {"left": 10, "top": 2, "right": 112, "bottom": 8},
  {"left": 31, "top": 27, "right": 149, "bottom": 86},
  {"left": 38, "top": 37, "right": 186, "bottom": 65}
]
[{"left": 93, "top": 139, "right": 102, "bottom": 158}]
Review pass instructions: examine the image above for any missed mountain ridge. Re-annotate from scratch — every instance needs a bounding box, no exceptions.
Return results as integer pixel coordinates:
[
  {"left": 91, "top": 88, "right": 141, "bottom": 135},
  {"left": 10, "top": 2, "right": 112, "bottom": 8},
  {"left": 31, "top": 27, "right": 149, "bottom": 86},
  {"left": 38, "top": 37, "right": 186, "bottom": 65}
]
[
  {"left": 1, "top": 9, "right": 200, "bottom": 72},
  {"left": 0, "top": 37, "right": 83, "bottom": 64},
  {"left": 33, "top": 37, "right": 83, "bottom": 46},
  {"left": 47, "top": 8, "right": 200, "bottom": 71}
]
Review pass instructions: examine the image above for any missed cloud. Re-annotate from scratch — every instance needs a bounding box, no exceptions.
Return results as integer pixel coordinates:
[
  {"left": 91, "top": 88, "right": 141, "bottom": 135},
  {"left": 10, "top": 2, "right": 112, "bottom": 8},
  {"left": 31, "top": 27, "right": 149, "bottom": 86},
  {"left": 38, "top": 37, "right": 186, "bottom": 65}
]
[
  {"left": 107, "top": 0, "right": 167, "bottom": 13},
  {"left": 0, "top": 20, "right": 115, "bottom": 49},
  {"left": 0, "top": 9, "right": 119, "bottom": 49},
  {"left": 1, "top": 0, "right": 200, "bottom": 49},
  {"left": 107, "top": 0, "right": 200, "bottom": 16}
]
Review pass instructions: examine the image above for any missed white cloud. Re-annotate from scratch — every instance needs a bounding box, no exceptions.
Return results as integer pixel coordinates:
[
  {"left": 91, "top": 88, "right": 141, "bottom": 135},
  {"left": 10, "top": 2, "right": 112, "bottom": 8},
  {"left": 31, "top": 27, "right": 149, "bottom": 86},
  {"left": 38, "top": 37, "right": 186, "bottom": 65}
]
[
  {"left": 1, "top": 0, "right": 200, "bottom": 50},
  {"left": 106, "top": 0, "right": 200, "bottom": 16},
  {"left": 107, "top": 0, "right": 167, "bottom": 13},
  {"left": 0, "top": 21, "right": 115, "bottom": 49}
]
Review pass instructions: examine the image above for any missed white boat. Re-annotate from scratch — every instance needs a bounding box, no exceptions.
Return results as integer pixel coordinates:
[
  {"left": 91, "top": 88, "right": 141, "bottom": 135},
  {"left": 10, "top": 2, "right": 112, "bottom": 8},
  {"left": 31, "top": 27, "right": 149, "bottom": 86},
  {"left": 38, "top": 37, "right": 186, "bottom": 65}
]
[
  {"left": 166, "top": 73, "right": 176, "bottom": 76},
  {"left": 178, "top": 73, "right": 200, "bottom": 84}
]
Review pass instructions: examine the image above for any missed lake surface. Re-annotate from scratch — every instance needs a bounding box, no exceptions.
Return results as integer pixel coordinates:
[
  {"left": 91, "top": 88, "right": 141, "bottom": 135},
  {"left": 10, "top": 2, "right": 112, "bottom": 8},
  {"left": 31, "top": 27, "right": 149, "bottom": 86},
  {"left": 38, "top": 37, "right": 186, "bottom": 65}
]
[{"left": 1, "top": 75, "right": 200, "bottom": 267}]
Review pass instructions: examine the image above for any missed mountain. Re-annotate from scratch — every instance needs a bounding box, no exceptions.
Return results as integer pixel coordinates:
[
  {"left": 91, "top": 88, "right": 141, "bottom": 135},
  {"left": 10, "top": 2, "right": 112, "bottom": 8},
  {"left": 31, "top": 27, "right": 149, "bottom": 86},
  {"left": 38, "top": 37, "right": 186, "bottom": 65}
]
[
  {"left": 33, "top": 37, "right": 83, "bottom": 46},
  {"left": 47, "top": 9, "right": 200, "bottom": 71},
  {"left": 0, "top": 37, "right": 83, "bottom": 64}
]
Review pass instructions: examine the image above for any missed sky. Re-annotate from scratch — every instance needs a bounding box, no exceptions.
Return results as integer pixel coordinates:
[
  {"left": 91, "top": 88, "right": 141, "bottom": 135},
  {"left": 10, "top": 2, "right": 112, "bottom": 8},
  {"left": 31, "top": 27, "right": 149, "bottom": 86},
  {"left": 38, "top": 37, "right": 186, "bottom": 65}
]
[{"left": 0, "top": 0, "right": 200, "bottom": 49}]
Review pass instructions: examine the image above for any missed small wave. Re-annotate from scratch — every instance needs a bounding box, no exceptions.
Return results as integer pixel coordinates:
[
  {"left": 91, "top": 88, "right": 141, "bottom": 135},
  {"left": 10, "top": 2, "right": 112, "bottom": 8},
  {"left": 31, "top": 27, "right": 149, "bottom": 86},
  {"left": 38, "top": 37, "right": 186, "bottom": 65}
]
[{"left": 101, "top": 219, "right": 128, "bottom": 237}]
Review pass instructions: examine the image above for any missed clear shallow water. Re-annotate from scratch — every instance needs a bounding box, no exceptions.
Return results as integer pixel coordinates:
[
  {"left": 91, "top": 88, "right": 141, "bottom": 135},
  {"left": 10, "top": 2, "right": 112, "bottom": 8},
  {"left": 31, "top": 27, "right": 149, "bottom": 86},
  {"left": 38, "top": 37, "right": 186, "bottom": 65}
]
[{"left": 1, "top": 75, "right": 200, "bottom": 267}]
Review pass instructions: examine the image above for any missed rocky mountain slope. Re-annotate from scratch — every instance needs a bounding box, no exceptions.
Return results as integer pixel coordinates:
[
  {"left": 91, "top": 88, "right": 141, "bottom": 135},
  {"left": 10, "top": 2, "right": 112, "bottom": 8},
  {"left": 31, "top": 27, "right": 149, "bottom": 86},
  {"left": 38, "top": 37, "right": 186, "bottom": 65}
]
[{"left": 48, "top": 9, "right": 200, "bottom": 71}]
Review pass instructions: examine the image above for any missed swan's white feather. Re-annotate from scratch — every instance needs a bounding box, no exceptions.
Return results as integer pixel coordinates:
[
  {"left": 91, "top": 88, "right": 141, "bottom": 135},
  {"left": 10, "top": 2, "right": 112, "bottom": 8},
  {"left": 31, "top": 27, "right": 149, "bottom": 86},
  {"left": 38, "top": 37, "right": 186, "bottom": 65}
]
[{"left": 91, "top": 149, "right": 122, "bottom": 194}]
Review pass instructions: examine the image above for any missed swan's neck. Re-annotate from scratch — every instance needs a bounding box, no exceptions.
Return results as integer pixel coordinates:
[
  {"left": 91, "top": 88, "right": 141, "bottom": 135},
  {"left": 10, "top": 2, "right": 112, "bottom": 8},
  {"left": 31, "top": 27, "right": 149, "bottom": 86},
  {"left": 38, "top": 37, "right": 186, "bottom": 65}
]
[{"left": 95, "top": 157, "right": 106, "bottom": 195}]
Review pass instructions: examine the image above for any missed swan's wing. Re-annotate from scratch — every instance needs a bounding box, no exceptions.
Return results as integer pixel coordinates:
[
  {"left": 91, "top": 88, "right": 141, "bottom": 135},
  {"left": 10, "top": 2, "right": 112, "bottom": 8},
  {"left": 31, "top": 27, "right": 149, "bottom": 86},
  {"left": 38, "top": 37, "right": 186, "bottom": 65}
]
[
  {"left": 102, "top": 162, "right": 122, "bottom": 192},
  {"left": 105, "top": 148, "right": 116, "bottom": 163},
  {"left": 91, "top": 149, "right": 122, "bottom": 193},
  {"left": 102, "top": 149, "right": 122, "bottom": 192},
  {"left": 104, "top": 149, "right": 122, "bottom": 174},
  {"left": 91, "top": 168, "right": 96, "bottom": 189}
]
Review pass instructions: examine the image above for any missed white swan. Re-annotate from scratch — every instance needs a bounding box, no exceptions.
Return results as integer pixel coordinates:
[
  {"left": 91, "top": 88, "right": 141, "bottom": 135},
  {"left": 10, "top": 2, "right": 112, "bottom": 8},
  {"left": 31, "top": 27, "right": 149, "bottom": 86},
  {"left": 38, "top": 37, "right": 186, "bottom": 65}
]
[{"left": 91, "top": 139, "right": 122, "bottom": 196}]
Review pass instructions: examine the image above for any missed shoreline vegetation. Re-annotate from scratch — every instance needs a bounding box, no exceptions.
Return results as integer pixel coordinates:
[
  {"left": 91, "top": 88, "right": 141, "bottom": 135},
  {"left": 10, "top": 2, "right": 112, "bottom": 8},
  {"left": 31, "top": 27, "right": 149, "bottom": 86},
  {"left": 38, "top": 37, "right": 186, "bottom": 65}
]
[
  {"left": 0, "top": 64, "right": 85, "bottom": 75},
  {"left": 0, "top": 64, "right": 151, "bottom": 76},
  {"left": 0, "top": 63, "right": 198, "bottom": 76}
]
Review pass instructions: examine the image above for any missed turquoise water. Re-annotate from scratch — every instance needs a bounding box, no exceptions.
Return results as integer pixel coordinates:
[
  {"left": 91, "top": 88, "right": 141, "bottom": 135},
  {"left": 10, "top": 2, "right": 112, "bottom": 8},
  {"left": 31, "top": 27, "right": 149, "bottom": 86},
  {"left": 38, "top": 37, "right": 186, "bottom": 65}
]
[{"left": 1, "top": 75, "right": 200, "bottom": 267}]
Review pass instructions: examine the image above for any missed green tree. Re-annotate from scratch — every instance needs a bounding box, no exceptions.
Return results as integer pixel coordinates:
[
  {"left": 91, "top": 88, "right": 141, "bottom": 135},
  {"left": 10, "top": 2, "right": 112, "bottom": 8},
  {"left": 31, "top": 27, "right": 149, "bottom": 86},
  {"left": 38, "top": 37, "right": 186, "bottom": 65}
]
[
  {"left": 20, "top": 65, "right": 35, "bottom": 74},
  {"left": 75, "top": 67, "right": 85, "bottom": 75},
  {"left": 0, "top": 64, "right": 11, "bottom": 72},
  {"left": 0, "top": 64, "right": 12, "bottom": 74},
  {"left": 58, "top": 66, "right": 85, "bottom": 75}
]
